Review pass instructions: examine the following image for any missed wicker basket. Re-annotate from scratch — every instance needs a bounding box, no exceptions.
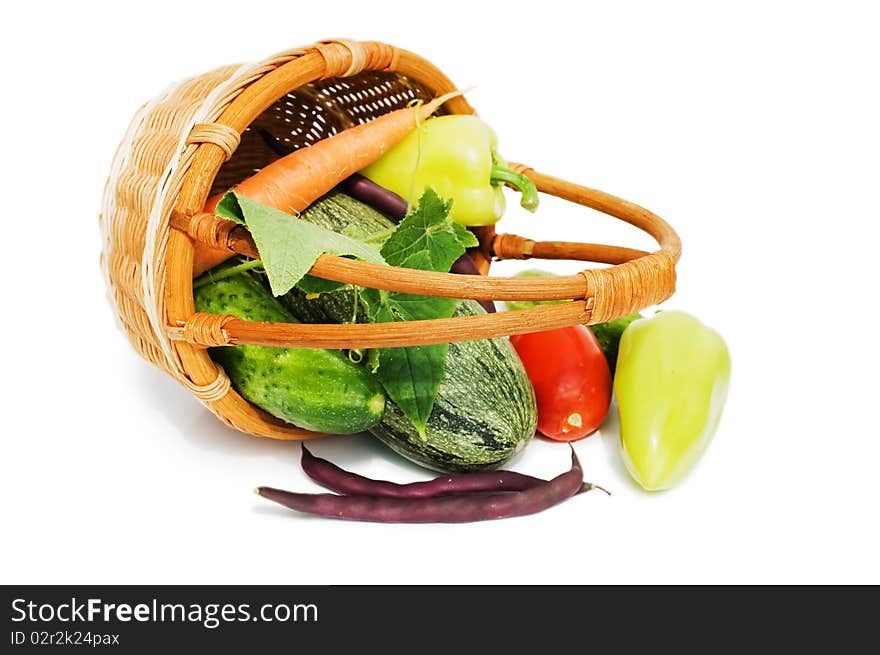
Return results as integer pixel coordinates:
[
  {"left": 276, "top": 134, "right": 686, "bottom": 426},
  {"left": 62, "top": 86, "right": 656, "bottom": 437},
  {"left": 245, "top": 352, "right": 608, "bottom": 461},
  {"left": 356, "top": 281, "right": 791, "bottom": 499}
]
[{"left": 100, "top": 38, "right": 681, "bottom": 440}]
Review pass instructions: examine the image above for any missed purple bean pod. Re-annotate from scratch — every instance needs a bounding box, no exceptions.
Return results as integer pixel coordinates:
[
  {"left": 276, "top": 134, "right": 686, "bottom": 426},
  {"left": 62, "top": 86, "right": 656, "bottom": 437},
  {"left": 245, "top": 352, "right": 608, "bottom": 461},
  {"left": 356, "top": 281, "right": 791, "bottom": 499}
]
[
  {"left": 340, "top": 173, "right": 409, "bottom": 219},
  {"left": 301, "top": 445, "right": 544, "bottom": 498},
  {"left": 257, "top": 448, "right": 599, "bottom": 523}
]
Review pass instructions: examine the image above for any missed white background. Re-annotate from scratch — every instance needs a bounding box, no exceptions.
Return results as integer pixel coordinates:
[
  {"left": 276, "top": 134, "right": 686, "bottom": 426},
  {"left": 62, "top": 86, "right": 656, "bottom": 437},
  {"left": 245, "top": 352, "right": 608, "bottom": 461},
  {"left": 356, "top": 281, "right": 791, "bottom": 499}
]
[{"left": 2, "top": 1, "right": 877, "bottom": 584}]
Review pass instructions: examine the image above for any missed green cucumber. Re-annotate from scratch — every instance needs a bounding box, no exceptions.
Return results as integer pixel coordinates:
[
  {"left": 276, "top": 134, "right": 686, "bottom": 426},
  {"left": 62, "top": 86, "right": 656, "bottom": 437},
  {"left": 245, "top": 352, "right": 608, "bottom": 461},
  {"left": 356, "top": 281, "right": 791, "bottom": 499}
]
[
  {"left": 193, "top": 264, "right": 386, "bottom": 434},
  {"left": 286, "top": 194, "right": 538, "bottom": 472}
]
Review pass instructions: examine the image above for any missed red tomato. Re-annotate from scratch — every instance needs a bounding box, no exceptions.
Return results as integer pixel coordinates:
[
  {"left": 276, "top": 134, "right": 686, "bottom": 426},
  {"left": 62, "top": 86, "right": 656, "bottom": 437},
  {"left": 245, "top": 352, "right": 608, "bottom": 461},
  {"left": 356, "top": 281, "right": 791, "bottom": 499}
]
[{"left": 510, "top": 325, "right": 612, "bottom": 441}]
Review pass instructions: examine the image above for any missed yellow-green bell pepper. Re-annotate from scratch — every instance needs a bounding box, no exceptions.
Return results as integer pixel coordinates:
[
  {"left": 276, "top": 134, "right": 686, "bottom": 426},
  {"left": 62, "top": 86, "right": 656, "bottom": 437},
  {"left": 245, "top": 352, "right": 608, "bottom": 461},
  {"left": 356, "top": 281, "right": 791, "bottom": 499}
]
[
  {"left": 614, "top": 311, "right": 731, "bottom": 491},
  {"left": 360, "top": 115, "right": 539, "bottom": 226}
]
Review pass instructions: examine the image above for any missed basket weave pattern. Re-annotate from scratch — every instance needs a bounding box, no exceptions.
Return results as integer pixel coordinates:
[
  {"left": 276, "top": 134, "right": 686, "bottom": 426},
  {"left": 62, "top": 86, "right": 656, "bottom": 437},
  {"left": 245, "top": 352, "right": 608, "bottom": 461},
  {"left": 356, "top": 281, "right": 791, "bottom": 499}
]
[{"left": 100, "top": 39, "right": 681, "bottom": 439}]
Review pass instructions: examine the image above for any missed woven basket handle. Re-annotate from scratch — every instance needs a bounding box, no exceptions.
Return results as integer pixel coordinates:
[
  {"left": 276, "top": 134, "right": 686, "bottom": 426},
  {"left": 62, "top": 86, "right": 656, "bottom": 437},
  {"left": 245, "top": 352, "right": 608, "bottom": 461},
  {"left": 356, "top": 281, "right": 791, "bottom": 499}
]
[
  {"left": 511, "top": 165, "right": 680, "bottom": 324},
  {"left": 170, "top": 165, "right": 679, "bottom": 349}
]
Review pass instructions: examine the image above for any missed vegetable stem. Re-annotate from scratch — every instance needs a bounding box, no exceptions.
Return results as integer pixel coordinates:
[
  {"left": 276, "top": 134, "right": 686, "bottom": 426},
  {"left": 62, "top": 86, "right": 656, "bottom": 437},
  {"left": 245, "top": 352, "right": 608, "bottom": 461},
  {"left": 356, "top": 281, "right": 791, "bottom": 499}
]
[
  {"left": 490, "top": 164, "right": 539, "bottom": 212},
  {"left": 193, "top": 258, "right": 263, "bottom": 289},
  {"left": 582, "top": 482, "right": 612, "bottom": 496}
]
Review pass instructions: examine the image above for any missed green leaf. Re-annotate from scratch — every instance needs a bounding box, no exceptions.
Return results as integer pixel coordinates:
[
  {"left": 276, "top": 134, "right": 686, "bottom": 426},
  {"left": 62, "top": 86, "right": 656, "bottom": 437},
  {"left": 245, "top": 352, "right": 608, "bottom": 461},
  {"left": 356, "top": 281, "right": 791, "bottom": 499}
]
[
  {"left": 359, "top": 188, "right": 474, "bottom": 436},
  {"left": 377, "top": 344, "right": 449, "bottom": 436},
  {"left": 361, "top": 288, "right": 458, "bottom": 437},
  {"left": 379, "top": 188, "right": 478, "bottom": 272},
  {"left": 215, "top": 191, "right": 246, "bottom": 224},
  {"left": 230, "top": 193, "right": 385, "bottom": 297}
]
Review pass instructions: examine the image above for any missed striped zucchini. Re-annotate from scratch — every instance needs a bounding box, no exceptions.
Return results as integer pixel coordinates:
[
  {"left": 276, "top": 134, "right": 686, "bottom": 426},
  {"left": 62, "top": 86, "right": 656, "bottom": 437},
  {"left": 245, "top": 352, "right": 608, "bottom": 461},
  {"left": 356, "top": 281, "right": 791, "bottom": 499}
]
[
  {"left": 368, "top": 299, "right": 537, "bottom": 472},
  {"left": 286, "top": 194, "right": 537, "bottom": 472}
]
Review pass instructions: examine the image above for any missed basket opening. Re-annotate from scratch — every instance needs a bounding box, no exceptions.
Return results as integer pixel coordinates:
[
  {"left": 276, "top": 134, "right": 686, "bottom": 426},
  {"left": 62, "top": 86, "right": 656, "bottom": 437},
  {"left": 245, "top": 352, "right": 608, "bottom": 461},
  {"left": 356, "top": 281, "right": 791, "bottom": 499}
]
[{"left": 210, "top": 71, "right": 442, "bottom": 197}]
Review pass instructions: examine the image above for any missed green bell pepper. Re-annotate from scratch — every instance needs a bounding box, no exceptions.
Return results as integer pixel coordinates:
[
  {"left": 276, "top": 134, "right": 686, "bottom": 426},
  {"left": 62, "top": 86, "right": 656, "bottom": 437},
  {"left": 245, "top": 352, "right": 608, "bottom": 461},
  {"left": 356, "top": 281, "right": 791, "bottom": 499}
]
[
  {"left": 614, "top": 310, "right": 731, "bottom": 491},
  {"left": 360, "top": 115, "right": 539, "bottom": 226}
]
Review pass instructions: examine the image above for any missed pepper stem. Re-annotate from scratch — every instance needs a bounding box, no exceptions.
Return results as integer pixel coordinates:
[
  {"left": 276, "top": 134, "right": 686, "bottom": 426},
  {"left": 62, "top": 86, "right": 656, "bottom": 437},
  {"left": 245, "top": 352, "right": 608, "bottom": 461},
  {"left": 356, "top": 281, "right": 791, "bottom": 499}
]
[{"left": 490, "top": 164, "right": 540, "bottom": 212}]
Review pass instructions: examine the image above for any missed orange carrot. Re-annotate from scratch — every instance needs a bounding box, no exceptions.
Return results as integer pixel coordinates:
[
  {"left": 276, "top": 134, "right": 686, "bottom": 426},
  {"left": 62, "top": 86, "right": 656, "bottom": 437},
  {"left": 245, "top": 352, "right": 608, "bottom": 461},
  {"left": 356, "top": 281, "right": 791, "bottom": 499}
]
[{"left": 191, "top": 91, "right": 461, "bottom": 276}]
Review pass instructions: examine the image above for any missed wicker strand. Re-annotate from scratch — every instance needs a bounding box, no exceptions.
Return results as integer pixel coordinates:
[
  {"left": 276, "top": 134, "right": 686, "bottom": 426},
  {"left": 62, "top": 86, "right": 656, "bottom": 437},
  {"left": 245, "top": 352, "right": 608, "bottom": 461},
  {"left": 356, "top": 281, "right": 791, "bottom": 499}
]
[
  {"left": 365, "top": 41, "right": 400, "bottom": 72},
  {"left": 493, "top": 233, "right": 536, "bottom": 259},
  {"left": 580, "top": 252, "right": 677, "bottom": 324},
  {"left": 182, "top": 313, "right": 236, "bottom": 348},
  {"left": 182, "top": 366, "right": 232, "bottom": 402},
  {"left": 186, "top": 122, "right": 241, "bottom": 161},
  {"left": 186, "top": 212, "right": 238, "bottom": 252},
  {"left": 315, "top": 39, "right": 367, "bottom": 78}
]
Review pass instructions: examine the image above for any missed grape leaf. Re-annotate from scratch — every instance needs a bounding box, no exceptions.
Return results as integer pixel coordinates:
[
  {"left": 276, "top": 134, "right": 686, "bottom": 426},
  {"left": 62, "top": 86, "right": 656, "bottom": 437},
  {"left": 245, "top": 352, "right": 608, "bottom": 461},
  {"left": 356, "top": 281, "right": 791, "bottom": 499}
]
[
  {"left": 360, "top": 188, "right": 477, "bottom": 437},
  {"left": 216, "top": 192, "right": 384, "bottom": 297},
  {"left": 379, "top": 188, "right": 478, "bottom": 271}
]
